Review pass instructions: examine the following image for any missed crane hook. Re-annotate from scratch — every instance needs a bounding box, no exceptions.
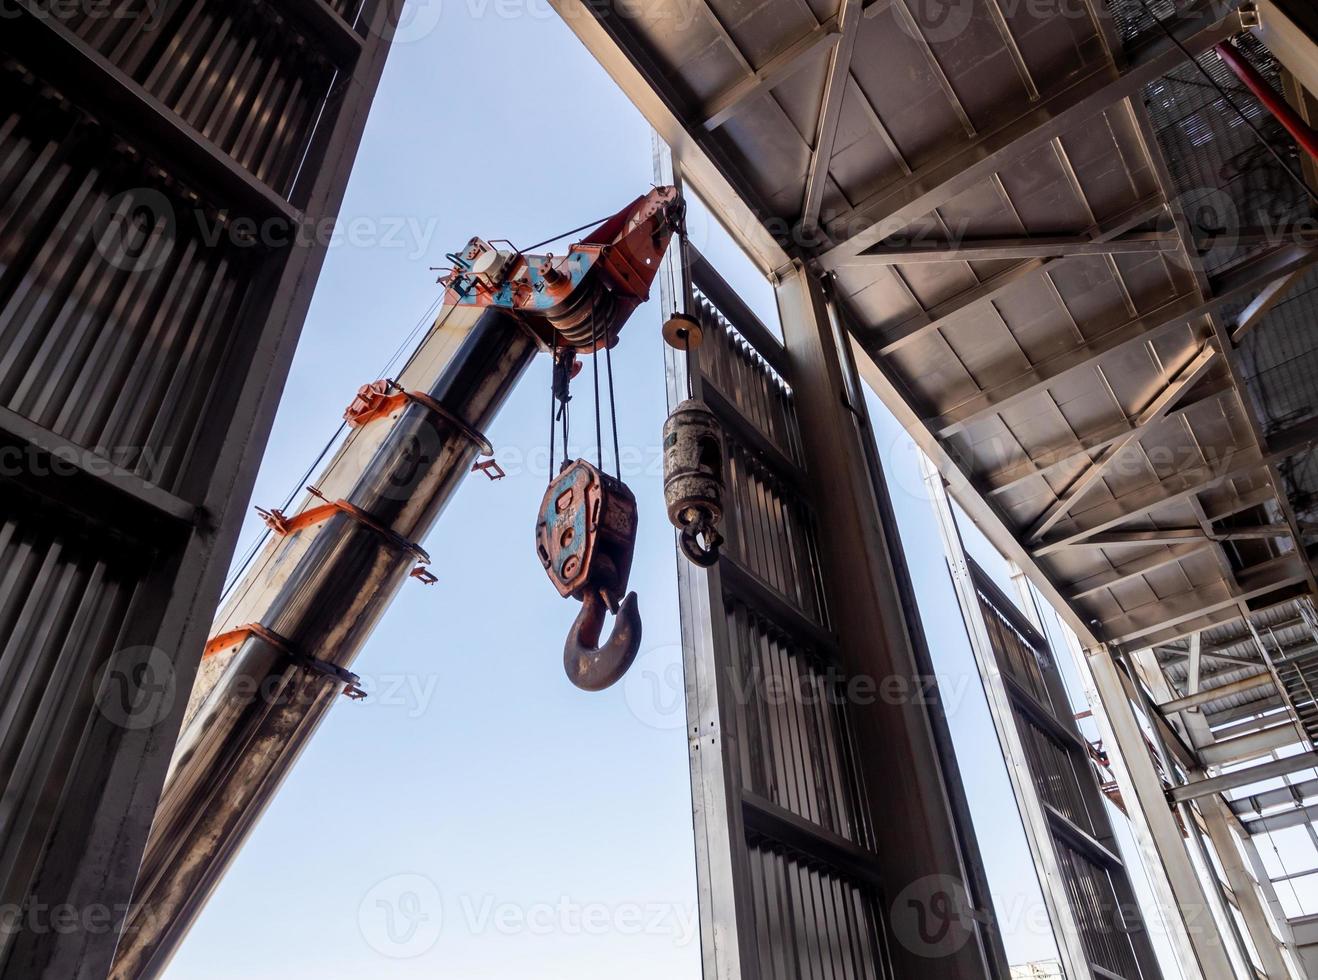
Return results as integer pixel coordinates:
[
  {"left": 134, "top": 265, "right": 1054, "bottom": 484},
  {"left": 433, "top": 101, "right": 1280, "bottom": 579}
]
[
  {"left": 679, "top": 523, "right": 723, "bottom": 568},
  {"left": 563, "top": 588, "right": 642, "bottom": 692}
]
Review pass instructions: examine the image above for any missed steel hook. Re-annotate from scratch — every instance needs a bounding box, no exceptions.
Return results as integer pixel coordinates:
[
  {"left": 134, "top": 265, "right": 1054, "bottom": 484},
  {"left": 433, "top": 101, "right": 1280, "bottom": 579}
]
[
  {"left": 563, "top": 588, "right": 642, "bottom": 691},
  {"left": 679, "top": 523, "right": 722, "bottom": 568}
]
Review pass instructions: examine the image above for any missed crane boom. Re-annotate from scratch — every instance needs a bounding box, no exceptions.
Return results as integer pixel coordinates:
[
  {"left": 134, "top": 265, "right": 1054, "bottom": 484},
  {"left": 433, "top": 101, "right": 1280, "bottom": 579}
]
[{"left": 111, "top": 189, "right": 681, "bottom": 978}]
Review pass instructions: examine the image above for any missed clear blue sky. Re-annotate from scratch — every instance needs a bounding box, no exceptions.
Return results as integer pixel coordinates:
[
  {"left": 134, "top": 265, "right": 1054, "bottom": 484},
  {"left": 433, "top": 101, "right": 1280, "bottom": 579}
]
[{"left": 162, "top": 3, "right": 1171, "bottom": 976}]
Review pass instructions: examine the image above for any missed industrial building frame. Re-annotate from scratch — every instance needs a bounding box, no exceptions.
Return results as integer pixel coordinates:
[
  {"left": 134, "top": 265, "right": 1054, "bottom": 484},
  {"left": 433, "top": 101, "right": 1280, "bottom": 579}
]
[
  {"left": 555, "top": 0, "right": 1318, "bottom": 975},
  {"left": 0, "top": 0, "right": 1317, "bottom": 976}
]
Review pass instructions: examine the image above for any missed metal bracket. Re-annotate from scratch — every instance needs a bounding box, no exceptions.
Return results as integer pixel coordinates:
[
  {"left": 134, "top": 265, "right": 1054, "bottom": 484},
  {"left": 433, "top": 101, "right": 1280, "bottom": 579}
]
[
  {"left": 344, "top": 378, "right": 496, "bottom": 458},
  {"left": 256, "top": 486, "right": 432, "bottom": 572},
  {"left": 471, "top": 458, "right": 505, "bottom": 481},
  {"left": 410, "top": 565, "right": 438, "bottom": 585},
  {"left": 201, "top": 622, "right": 366, "bottom": 700}
]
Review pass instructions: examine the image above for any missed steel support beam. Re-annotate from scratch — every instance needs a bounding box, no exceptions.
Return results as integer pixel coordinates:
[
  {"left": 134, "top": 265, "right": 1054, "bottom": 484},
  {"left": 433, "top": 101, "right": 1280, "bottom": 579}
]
[
  {"left": 1252, "top": 0, "right": 1318, "bottom": 102},
  {"left": 1172, "top": 752, "right": 1318, "bottom": 801},
  {"left": 653, "top": 150, "right": 758, "bottom": 980},
  {"left": 1033, "top": 447, "right": 1268, "bottom": 556},
  {"left": 1161, "top": 673, "right": 1275, "bottom": 713},
  {"left": 551, "top": 0, "right": 791, "bottom": 275},
  {"left": 1201, "top": 796, "right": 1304, "bottom": 978},
  {"left": 800, "top": 0, "right": 863, "bottom": 231},
  {"left": 842, "top": 231, "right": 1179, "bottom": 265},
  {"left": 985, "top": 378, "right": 1232, "bottom": 497},
  {"left": 1230, "top": 777, "right": 1318, "bottom": 816},
  {"left": 701, "top": 16, "right": 842, "bottom": 130},
  {"left": 1231, "top": 268, "right": 1307, "bottom": 343},
  {"left": 1100, "top": 557, "right": 1309, "bottom": 645},
  {"left": 815, "top": 0, "right": 1243, "bottom": 269},
  {"left": 1069, "top": 542, "right": 1217, "bottom": 600},
  {"left": 1068, "top": 525, "right": 1302, "bottom": 545},
  {"left": 1242, "top": 801, "right": 1318, "bottom": 835},
  {"left": 1025, "top": 347, "right": 1218, "bottom": 542},
  {"left": 1199, "top": 724, "right": 1306, "bottom": 766},
  {"left": 869, "top": 196, "right": 1167, "bottom": 357},
  {"left": 778, "top": 262, "right": 1006, "bottom": 980},
  {"left": 1032, "top": 418, "right": 1318, "bottom": 557},
  {"left": 1132, "top": 649, "right": 1302, "bottom": 977}
]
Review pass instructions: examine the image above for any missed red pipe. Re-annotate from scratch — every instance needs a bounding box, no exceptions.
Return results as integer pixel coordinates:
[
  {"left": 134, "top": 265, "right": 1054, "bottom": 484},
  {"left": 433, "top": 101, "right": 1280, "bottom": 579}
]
[{"left": 1215, "top": 40, "right": 1318, "bottom": 162}]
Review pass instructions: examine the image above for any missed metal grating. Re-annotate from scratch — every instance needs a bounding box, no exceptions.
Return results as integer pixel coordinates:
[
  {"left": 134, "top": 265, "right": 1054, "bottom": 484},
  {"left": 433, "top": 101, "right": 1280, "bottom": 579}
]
[{"left": 1138, "top": 30, "right": 1314, "bottom": 274}]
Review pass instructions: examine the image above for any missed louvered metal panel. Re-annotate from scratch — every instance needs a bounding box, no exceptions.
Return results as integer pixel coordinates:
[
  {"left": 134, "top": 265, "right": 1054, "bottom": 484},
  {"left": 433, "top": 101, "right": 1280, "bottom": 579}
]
[
  {"left": 0, "top": 71, "right": 257, "bottom": 496},
  {"left": 928, "top": 462, "right": 1163, "bottom": 980},
  {"left": 679, "top": 260, "right": 892, "bottom": 980},
  {"left": 0, "top": 508, "right": 142, "bottom": 925},
  {"left": 0, "top": 1, "right": 400, "bottom": 975},
  {"left": 973, "top": 565, "right": 1162, "bottom": 980},
  {"left": 746, "top": 839, "right": 892, "bottom": 980},
  {"left": 663, "top": 216, "right": 1004, "bottom": 978},
  {"left": 37, "top": 0, "right": 339, "bottom": 203}
]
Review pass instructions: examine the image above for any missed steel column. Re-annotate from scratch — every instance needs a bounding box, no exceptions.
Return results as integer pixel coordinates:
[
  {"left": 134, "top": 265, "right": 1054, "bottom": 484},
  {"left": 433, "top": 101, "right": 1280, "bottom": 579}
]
[
  {"left": 654, "top": 145, "right": 757, "bottom": 980},
  {"left": 776, "top": 262, "right": 1005, "bottom": 979},
  {"left": 1082, "top": 645, "right": 1236, "bottom": 978},
  {"left": 1203, "top": 795, "right": 1315, "bottom": 979}
]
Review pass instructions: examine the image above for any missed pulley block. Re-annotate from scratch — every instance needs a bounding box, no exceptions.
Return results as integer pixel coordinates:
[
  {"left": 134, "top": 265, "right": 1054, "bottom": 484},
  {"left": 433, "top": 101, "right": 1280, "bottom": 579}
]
[
  {"left": 663, "top": 398, "right": 725, "bottom": 568},
  {"left": 535, "top": 458, "right": 642, "bottom": 690}
]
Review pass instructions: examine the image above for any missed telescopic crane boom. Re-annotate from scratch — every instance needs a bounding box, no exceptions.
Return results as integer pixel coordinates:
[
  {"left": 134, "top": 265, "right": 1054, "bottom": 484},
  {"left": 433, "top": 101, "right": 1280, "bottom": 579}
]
[{"left": 111, "top": 188, "right": 682, "bottom": 979}]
